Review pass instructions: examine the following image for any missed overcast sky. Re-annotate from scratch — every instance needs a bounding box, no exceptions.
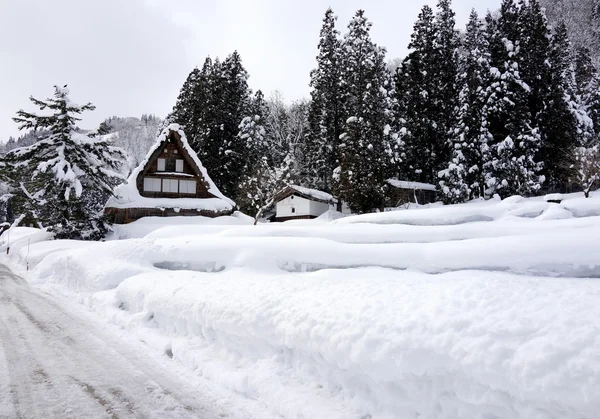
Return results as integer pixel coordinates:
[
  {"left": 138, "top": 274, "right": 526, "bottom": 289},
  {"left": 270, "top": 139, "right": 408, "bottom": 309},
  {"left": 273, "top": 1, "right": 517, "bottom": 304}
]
[{"left": 0, "top": 0, "right": 501, "bottom": 140}]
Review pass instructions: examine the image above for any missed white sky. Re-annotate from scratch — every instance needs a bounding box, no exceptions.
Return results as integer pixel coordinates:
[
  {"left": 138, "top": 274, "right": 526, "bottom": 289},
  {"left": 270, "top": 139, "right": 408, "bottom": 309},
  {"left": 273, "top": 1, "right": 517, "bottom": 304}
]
[{"left": 0, "top": 0, "right": 500, "bottom": 140}]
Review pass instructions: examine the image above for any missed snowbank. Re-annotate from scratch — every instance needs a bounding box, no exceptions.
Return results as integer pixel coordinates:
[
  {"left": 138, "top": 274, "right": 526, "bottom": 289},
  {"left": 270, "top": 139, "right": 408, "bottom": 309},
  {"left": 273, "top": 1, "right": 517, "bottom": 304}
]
[
  {"left": 109, "top": 212, "right": 253, "bottom": 240},
  {"left": 12, "top": 192, "right": 600, "bottom": 419},
  {"left": 107, "top": 269, "right": 600, "bottom": 419},
  {"left": 337, "top": 192, "right": 600, "bottom": 225}
]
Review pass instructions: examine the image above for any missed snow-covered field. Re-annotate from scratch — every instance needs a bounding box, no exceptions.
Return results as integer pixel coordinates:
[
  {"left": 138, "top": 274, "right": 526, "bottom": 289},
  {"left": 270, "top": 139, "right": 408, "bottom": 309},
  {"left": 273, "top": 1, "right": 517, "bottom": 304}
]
[{"left": 2, "top": 192, "right": 600, "bottom": 419}]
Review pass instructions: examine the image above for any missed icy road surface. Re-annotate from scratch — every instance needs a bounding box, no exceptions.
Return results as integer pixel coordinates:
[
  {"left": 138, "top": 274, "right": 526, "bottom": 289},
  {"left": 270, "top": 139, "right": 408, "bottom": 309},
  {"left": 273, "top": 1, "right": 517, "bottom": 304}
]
[{"left": 0, "top": 264, "right": 227, "bottom": 419}]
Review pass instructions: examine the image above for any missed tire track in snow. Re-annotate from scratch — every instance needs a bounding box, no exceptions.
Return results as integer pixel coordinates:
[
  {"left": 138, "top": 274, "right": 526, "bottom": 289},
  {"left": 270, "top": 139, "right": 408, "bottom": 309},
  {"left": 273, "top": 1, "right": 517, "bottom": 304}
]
[{"left": 0, "top": 263, "right": 231, "bottom": 419}]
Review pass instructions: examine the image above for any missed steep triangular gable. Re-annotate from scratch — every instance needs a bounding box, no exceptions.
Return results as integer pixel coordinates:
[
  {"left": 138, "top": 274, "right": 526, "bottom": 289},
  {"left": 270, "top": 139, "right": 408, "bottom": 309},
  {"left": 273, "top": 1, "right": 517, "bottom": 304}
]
[
  {"left": 132, "top": 124, "right": 233, "bottom": 205},
  {"left": 137, "top": 129, "right": 214, "bottom": 198},
  {"left": 105, "top": 124, "right": 235, "bottom": 212}
]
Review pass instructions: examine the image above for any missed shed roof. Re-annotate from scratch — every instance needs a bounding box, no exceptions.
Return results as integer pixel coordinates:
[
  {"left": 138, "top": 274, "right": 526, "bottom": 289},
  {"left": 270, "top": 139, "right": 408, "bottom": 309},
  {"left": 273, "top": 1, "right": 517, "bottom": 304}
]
[{"left": 386, "top": 178, "right": 436, "bottom": 192}]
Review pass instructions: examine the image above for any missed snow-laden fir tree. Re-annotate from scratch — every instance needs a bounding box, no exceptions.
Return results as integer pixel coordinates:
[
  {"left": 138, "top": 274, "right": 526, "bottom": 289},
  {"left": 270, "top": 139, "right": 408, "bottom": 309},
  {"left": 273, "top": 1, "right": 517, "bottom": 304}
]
[
  {"left": 394, "top": 5, "right": 437, "bottom": 183},
  {"left": 169, "top": 66, "right": 202, "bottom": 140},
  {"left": 439, "top": 9, "right": 491, "bottom": 203},
  {"left": 1, "top": 86, "right": 127, "bottom": 239},
  {"left": 218, "top": 51, "right": 253, "bottom": 198},
  {"left": 333, "top": 10, "right": 399, "bottom": 213},
  {"left": 482, "top": 4, "right": 544, "bottom": 197},
  {"left": 305, "top": 8, "right": 344, "bottom": 192},
  {"left": 433, "top": 0, "right": 459, "bottom": 172},
  {"left": 395, "top": 0, "right": 457, "bottom": 186},
  {"left": 539, "top": 21, "right": 593, "bottom": 186},
  {"left": 517, "top": 0, "right": 551, "bottom": 128},
  {"left": 168, "top": 52, "right": 253, "bottom": 200},
  {"left": 575, "top": 47, "right": 600, "bottom": 142},
  {"left": 235, "top": 90, "right": 270, "bottom": 214}
]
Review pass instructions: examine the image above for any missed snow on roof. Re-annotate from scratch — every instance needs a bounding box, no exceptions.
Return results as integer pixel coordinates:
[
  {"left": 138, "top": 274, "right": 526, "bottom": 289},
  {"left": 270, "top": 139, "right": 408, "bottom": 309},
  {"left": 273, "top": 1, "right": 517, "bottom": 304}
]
[
  {"left": 284, "top": 185, "right": 336, "bottom": 203},
  {"left": 386, "top": 179, "right": 436, "bottom": 192},
  {"left": 106, "top": 124, "right": 235, "bottom": 212}
]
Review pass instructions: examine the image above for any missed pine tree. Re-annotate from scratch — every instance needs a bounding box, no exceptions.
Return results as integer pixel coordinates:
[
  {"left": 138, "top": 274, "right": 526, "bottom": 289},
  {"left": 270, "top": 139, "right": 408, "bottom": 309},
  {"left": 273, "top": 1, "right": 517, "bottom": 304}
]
[
  {"left": 482, "top": 4, "right": 544, "bottom": 197},
  {"left": 1, "top": 86, "right": 127, "bottom": 239},
  {"left": 305, "top": 8, "right": 343, "bottom": 192},
  {"left": 439, "top": 9, "right": 490, "bottom": 202},
  {"left": 333, "top": 10, "right": 398, "bottom": 213}
]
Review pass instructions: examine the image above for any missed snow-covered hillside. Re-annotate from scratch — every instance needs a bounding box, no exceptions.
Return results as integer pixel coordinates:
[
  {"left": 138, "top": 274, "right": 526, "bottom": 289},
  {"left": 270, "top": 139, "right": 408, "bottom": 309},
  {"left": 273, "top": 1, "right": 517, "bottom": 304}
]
[{"left": 2, "top": 192, "right": 600, "bottom": 419}]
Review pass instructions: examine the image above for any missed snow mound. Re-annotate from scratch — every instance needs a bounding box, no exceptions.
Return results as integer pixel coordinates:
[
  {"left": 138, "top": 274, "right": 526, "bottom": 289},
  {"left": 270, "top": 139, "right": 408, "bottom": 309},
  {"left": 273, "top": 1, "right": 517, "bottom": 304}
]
[
  {"left": 11, "top": 191, "right": 600, "bottom": 419},
  {"left": 335, "top": 192, "right": 599, "bottom": 225}
]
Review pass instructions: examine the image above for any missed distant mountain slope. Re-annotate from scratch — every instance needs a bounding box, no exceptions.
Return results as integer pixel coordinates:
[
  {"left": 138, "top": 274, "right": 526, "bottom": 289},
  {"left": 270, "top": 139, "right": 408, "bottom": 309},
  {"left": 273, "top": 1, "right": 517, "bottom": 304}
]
[
  {"left": 541, "top": 0, "right": 600, "bottom": 65},
  {"left": 101, "top": 115, "right": 163, "bottom": 175}
]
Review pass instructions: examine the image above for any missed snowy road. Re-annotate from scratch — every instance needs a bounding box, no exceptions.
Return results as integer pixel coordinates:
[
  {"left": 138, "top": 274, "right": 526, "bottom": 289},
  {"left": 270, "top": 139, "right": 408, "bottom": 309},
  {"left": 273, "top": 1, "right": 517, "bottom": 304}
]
[{"left": 0, "top": 264, "right": 228, "bottom": 419}]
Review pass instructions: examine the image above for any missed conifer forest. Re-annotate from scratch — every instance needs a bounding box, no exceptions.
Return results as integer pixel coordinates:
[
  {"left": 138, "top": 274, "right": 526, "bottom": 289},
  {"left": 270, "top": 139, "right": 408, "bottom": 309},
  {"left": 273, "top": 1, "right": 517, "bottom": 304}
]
[{"left": 2, "top": 0, "right": 600, "bottom": 236}]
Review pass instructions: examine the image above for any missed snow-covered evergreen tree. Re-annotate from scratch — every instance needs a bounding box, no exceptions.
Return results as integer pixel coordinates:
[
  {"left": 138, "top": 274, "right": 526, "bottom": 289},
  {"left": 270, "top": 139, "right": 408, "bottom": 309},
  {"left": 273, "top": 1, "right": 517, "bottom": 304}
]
[
  {"left": 395, "top": 5, "right": 438, "bottom": 183},
  {"left": 169, "top": 66, "right": 202, "bottom": 139},
  {"left": 169, "top": 52, "right": 253, "bottom": 200},
  {"left": 218, "top": 51, "right": 253, "bottom": 198},
  {"left": 305, "top": 8, "right": 344, "bottom": 192},
  {"left": 482, "top": 4, "right": 544, "bottom": 197},
  {"left": 235, "top": 90, "right": 269, "bottom": 214},
  {"left": 575, "top": 47, "right": 600, "bottom": 141},
  {"left": 395, "top": 0, "right": 457, "bottom": 186},
  {"left": 539, "top": 21, "right": 591, "bottom": 185},
  {"left": 334, "top": 10, "right": 398, "bottom": 213},
  {"left": 433, "top": 0, "right": 459, "bottom": 176},
  {"left": 439, "top": 9, "right": 491, "bottom": 203},
  {"left": 1, "top": 86, "right": 127, "bottom": 239}
]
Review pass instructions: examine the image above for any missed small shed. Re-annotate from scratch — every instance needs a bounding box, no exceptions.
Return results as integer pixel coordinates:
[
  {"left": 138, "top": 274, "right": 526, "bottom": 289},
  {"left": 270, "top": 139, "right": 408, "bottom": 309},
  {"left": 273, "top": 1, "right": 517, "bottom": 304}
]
[
  {"left": 105, "top": 124, "right": 234, "bottom": 224},
  {"left": 386, "top": 178, "right": 437, "bottom": 206},
  {"left": 273, "top": 185, "right": 347, "bottom": 221}
]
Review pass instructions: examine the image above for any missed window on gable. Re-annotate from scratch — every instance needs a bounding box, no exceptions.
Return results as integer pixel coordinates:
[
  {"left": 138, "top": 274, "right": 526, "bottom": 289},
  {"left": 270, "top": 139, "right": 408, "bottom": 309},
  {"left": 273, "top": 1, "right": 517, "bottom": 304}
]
[
  {"left": 179, "top": 180, "right": 196, "bottom": 194},
  {"left": 291, "top": 208, "right": 296, "bottom": 214},
  {"left": 165, "top": 158, "right": 176, "bottom": 172},
  {"left": 162, "top": 178, "right": 179, "bottom": 193},
  {"left": 175, "top": 159, "right": 184, "bottom": 172},
  {"left": 143, "top": 177, "right": 161, "bottom": 192},
  {"left": 157, "top": 158, "right": 166, "bottom": 171}
]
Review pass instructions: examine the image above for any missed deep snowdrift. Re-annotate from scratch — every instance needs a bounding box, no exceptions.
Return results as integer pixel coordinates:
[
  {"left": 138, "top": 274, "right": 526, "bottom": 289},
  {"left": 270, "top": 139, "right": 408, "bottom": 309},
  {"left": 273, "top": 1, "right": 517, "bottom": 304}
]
[{"left": 4, "top": 192, "right": 600, "bottom": 419}]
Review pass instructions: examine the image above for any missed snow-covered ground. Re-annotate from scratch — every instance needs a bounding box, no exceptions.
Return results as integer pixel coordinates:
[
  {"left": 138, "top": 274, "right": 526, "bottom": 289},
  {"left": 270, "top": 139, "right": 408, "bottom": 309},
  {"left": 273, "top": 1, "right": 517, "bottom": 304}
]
[{"left": 2, "top": 192, "right": 600, "bottom": 419}]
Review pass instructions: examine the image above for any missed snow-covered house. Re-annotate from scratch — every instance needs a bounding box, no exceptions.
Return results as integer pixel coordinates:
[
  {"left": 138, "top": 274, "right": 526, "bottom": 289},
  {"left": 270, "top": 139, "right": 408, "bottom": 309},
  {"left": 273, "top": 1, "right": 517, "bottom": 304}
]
[
  {"left": 105, "top": 124, "right": 234, "bottom": 224},
  {"left": 273, "top": 185, "right": 349, "bottom": 221},
  {"left": 386, "top": 179, "right": 437, "bottom": 206}
]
